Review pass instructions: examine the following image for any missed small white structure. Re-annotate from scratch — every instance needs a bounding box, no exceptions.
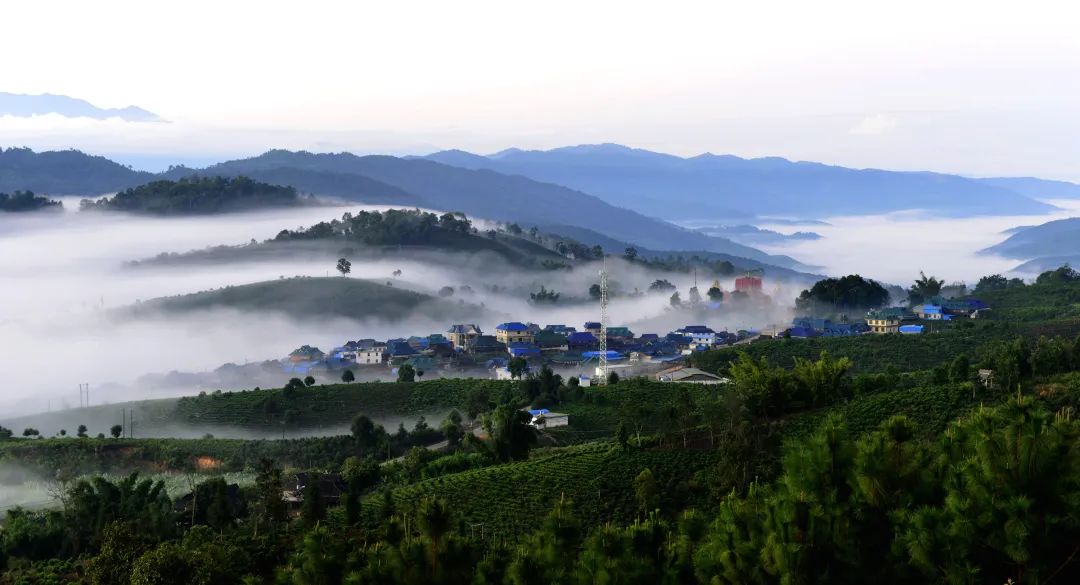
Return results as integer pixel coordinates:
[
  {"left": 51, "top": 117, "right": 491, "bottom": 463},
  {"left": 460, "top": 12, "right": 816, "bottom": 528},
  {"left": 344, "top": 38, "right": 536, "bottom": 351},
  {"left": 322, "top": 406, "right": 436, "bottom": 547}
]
[
  {"left": 526, "top": 408, "right": 569, "bottom": 429},
  {"left": 655, "top": 366, "right": 730, "bottom": 385}
]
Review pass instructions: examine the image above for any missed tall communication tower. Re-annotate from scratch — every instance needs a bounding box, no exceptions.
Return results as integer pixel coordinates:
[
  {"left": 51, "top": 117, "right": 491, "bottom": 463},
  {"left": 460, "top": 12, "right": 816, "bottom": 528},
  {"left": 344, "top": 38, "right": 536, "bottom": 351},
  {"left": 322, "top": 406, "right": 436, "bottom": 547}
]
[{"left": 596, "top": 258, "right": 609, "bottom": 384}]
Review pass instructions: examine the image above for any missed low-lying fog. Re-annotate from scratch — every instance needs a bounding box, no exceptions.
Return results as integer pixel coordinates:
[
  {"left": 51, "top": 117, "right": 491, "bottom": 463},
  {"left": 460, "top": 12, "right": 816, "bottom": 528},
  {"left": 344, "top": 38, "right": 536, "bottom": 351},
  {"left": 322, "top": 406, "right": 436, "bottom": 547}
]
[
  {"left": 750, "top": 199, "right": 1080, "bottom": 285},
  {"left": 1, "top": 200, "right": 800, "bottom": 417},
  {"left": 10, "top": 194, "right": 1058, "bottom": 420}
]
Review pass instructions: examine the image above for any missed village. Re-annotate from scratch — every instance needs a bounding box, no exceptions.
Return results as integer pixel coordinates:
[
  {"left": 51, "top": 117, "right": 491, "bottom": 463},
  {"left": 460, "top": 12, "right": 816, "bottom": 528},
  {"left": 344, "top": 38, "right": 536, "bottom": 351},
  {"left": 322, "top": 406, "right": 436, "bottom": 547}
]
[{"left": 276, "top": 272, "right": 993, "bottom": 386}]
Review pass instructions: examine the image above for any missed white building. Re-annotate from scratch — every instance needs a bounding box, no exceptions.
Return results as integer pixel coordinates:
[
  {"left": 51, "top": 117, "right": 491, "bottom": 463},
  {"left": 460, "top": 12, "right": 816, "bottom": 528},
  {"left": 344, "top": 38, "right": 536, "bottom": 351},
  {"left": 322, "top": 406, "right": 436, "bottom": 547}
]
[{"left": 357, "top": 344, "right": 385, "bottom": 365}]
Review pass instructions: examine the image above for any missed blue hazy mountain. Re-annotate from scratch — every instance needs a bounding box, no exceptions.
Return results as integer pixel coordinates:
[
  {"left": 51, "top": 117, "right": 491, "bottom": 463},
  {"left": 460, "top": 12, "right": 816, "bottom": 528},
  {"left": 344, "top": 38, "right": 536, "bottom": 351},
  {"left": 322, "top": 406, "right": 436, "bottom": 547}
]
[
  {"left": 423, "top": 144, "right": 1059, "bottom": 220},
  {"left": 0, "top": 147, "right": 807, "bottom": 270},
  {"left": 982, "top": 217, "right": 1080, "bottom": 261},
  {"left": 977, "top": 177, "right": 1080, "bottom": 200},
  {"left": 0, "top": 92, "right": 161, "bottom": 122},
  {"left": 0, "top": 147, "right": 154, "bottom": 194},
  {"left": 168, "top": 150, "right": 808, "bottom": 269}
]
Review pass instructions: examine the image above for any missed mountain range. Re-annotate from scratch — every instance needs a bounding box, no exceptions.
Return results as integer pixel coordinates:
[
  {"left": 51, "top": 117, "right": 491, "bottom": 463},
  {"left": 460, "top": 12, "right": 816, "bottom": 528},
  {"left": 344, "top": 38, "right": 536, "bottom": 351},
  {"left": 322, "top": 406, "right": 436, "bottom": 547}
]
[
  {"left": 981, "top": 217, "right": 1080, "bottom": 273},
  {"left": 0, "top": 92, "right": 161, "bottom": 122},
  {"left": 423, "top": 144, "right": 1067, "bottom": 220},
  {"left": 5, "top": 144, "right": 1078, "bottom": 275},
  {"left": 0, "top": 147, "right": 806, "bottom": 270}
]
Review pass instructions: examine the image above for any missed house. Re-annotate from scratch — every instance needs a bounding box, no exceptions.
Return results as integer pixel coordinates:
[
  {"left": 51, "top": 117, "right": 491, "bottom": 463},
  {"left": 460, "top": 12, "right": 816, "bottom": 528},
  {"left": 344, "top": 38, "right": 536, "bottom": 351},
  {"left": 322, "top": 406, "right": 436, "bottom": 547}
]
[
  {"left": 655, "top": 366, "right": 729, "bottom": 384},
  {"left": 787, "top": 326, "right": 818, "bottom": 339},
  {"left": 356, "top": 342, "right": 386, "bottom": 365},
  {"left": 543, "top": 324, "right": 577, "bottom": 335},
  {"left": 283, "top": 473, "right": 348, "bottom": 508},
  {"left": 288, "top": 345, "right": 325, "bottom": 363},
  {"left": 605, "top": 326, "right": 634, "bottom": 342},
  {"left": 507, "top": 342, "right": 542, "bottom": 358},
  {"left": 385, "top": 340, "right": 420, "bottom": 362},
  {"left": 534, "top": 330, "right": 569, "bottom": 352},
  {"left": 495, "top": 322, "right": 534, "bottom": 345},
  {"left": 676, "top": 325, "right": 717, "bottom": 345},
  {"left": 447, "top": 324, "right": 483, "bottom": 349},
  {"left": 866, "top": 309, "right": 903, "bottom": 334},
  {"left": 735, "top": 274, "right": 763, "bottom": 294},
  {"left": 915, "top": 304, "right": 949, "bottom": 320},
  {"left": 584, "top": 322, "right": 602, "bottom": 336},
  {"left": 566, "top": 331, "right": 599, "bottom": 350},
  {"left": 330, "top": 346, "right": 356, "bottom": 363},
  {"left": 470, "top": 335, "right": 507, "bottom": 356},
  {"left": 426, "top": 334, "right": 454, "bottom": 357}
]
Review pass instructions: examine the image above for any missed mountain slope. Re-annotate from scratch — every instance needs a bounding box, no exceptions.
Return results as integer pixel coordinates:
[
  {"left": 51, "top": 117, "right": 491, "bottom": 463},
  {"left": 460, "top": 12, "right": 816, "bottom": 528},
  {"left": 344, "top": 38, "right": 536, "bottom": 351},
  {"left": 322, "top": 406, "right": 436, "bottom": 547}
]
[
  {"left": 424, "top": 144, "right": 1058, "bottom": 220},
  {"left": 124, "top": 277, "right": 489, "bottom": 322},
  {"left": 0, "top": 147, "right": 151, "bottom": 194},
  {"left": 977, "top": 177, "right": 1080, "bottom": 200},
  {"left": 981, "top": 217, "right": 1080, "bottom": 260},
  {"left": 539, "top": 223, "right": 820, "bottom": 282},
  {"left": 174, "top": 150, "right": 806, "bottom": 269}
]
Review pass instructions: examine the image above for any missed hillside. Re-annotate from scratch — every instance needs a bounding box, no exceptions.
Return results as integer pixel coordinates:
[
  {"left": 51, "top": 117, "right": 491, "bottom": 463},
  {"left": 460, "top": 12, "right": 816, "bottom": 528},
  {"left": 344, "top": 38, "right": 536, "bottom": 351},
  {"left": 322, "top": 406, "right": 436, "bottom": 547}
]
[
  {"left": 80, "top": 175, "right": 304, "bottom": 215},
  {"left": 123, "top": 277, "right": 489, "bottom": 322},
  {"left": 167, "top": 150, "right": 806, "bottom": 269},
  {"left": 0, "top": 147, "right": 805, "bottom": 270},
  {"left": 424, "top": 143, "right": 1058, "bottom": 220},
  {"left": 540, "top": 223, "right": 820, "bottom": 281},
  {"left": 0, "top": 147, "right": 151, "bottom": 194},
  {"left": 978, "top": 176, "right": 1080, "bottom": 200},
  {"left": 130, "top": 208, "right": 571, "bottom": 270},
  {"left": 981, "top": 217, "right": 1080, "bottom": 260}
]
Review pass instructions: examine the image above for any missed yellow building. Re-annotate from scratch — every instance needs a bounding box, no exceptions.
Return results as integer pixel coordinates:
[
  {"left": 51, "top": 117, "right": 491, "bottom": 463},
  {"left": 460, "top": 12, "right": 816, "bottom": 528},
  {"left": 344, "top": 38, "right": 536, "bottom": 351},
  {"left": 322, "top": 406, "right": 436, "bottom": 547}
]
[
  {"left": 495, "top": 322, "right": 534, "bottom": 345},
  {"left": 866, "top": 310, "right": 902, "bottom": 334}
]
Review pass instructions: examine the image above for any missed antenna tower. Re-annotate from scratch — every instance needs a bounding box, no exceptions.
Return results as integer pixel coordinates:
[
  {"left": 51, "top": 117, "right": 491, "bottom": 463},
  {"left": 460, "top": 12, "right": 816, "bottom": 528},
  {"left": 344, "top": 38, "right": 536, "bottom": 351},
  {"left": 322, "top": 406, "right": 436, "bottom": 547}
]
[{"left": 597, "top": 257, "right": 609, "bottom": 384}]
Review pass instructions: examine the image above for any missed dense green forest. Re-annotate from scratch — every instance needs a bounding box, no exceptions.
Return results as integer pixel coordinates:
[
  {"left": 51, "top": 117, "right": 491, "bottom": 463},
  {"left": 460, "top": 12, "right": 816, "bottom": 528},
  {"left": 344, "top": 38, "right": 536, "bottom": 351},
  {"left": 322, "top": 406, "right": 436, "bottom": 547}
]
[
  {"left": 0, "top": 191, "right": 60, "bottom": 212},
  {"left": 79, "top": 176, "right": 303, "bottom": 215}
]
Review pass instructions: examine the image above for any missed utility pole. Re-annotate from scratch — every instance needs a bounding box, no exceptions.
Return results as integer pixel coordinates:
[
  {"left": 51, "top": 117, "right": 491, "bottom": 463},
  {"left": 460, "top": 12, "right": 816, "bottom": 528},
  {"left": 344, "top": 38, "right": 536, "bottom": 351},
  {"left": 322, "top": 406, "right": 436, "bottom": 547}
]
[{"left": 596, "top": 256, "right": 609, "bottom": 385}]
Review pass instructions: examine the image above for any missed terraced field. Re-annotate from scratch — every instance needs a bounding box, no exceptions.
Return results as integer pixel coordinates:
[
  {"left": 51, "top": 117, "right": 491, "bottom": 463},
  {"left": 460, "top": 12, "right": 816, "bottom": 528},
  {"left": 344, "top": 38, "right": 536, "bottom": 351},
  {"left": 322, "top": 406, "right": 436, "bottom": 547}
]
[{"left": 370, "top": 442, "right": 721, "bottom": 537}]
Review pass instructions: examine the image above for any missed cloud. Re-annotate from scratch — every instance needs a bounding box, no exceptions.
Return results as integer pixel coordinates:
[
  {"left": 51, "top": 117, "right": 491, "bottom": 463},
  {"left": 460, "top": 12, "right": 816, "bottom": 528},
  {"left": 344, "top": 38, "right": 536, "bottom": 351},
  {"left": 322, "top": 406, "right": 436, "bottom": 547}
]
[{"left": 849, "top": 113, "right": 898, "bottom": 135}]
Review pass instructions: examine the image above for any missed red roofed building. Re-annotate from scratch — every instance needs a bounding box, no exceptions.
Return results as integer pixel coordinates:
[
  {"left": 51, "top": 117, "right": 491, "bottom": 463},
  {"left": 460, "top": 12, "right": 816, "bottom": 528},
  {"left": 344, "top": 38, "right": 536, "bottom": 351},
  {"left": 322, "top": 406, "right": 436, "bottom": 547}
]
[{"left": 734, "top": 275, "right": 763, "bottom": 293}]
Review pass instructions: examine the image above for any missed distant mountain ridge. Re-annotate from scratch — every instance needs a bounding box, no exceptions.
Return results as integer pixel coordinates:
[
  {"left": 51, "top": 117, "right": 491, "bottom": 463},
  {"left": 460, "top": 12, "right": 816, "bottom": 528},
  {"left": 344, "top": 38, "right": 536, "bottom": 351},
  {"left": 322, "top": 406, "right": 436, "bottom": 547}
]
[
  {"left": 0, "top": 92, "right": 161, "bottom": 122},
  {"left": 981, "top": 217, "right": 1080, "bottom": 262},
  {"left": 0, "top": 147, "right": 807, "bottom": 271},
  {"left": 423, "top": 143, "right": 1065, "bottom": 220}
]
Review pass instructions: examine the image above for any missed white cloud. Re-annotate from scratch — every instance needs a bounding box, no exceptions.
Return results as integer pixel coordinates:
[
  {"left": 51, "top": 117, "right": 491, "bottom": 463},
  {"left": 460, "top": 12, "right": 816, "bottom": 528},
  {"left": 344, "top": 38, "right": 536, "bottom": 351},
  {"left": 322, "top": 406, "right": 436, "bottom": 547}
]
[{"left": 849, "top": 114, "right": 899, "bottom": 135}]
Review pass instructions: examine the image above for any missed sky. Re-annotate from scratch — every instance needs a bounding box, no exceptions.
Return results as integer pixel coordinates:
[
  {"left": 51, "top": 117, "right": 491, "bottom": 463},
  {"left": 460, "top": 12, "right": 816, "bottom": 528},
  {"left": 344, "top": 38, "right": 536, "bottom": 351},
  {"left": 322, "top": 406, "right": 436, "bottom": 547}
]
[{"left": 2, "top": 0, "right": 1079, "bottom": 178}]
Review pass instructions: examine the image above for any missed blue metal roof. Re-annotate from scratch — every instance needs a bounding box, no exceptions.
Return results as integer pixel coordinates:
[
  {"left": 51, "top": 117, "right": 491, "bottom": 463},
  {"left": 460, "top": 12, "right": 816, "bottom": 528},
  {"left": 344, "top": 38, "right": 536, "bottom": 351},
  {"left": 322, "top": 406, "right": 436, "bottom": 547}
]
[
  {"left": 581, "top": 350, "right": 623, "bottom": 360},
  {"left": 496, "top": 322, "right": 529, "bottom": 332},
  {"left": 899, "top": 325, "right": 924, "bottom": 334}
]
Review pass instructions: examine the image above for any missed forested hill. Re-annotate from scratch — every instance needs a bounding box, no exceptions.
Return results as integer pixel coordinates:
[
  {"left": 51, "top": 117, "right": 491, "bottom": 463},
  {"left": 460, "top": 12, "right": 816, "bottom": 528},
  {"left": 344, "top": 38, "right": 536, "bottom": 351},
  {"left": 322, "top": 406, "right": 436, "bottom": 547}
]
[
  {"left": 125, "top": 277, "right": 491, "bottom": 322},
  {"left": 80, "top": 176, "right": 304, "bottom": 215},
  {"left": 0, "top": 146, "right": 151, "bottom": 194},
  {"left": 423, "top": 143, "right": 1061, "bottom": 220},
  {"left": 0, "top": 190, "right": 61, "bottom": 212},
  {"left": 982, "top": 217, "right": 1080, "bottom": 261},
  {"left": 0, "top": 147, "right": 806, "bottom": 270},
  {"left": 167, "top": 150, "right": 807, "bottom": 269}
]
